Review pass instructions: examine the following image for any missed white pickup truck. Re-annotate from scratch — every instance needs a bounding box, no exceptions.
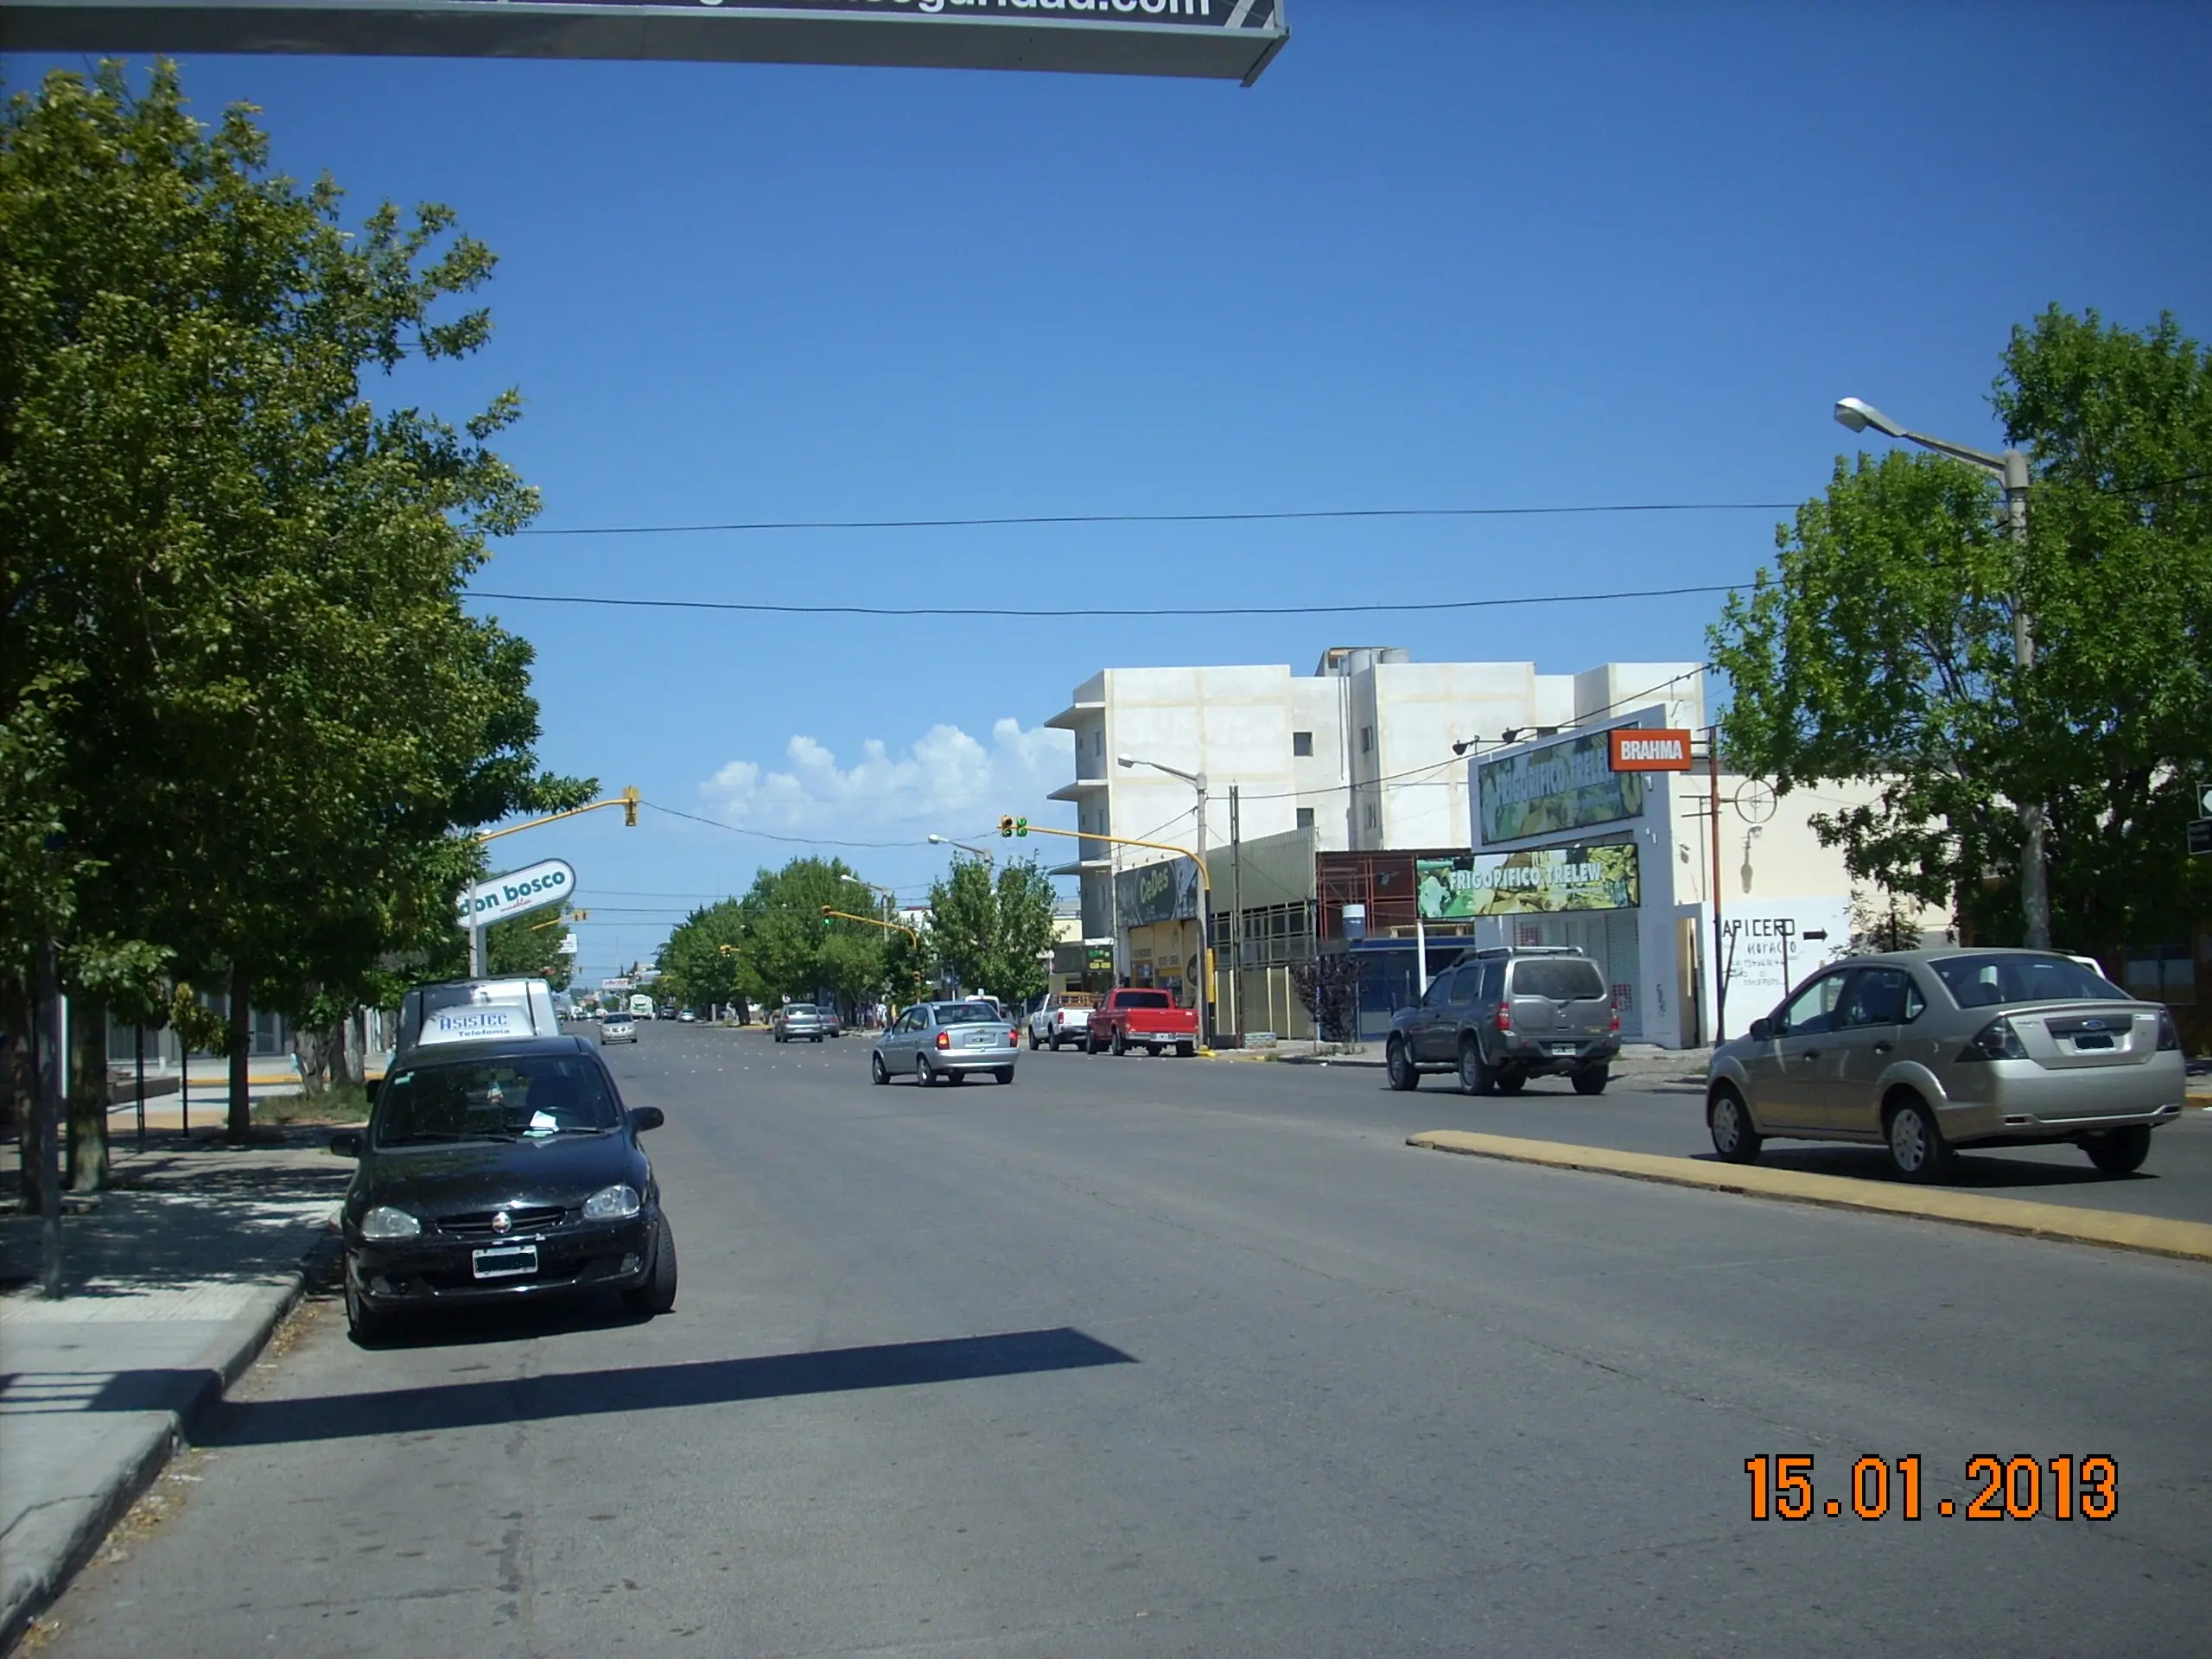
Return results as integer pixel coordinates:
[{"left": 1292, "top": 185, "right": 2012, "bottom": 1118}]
[{"left": 1027, "top": 992, "right": 1100, "bottom": 1051}]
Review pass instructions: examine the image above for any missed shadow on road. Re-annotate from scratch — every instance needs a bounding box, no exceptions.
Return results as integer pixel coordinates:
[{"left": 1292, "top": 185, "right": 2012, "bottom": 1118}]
[
  {"left": 1729, "top": 1145, "right": 2146, "bottom": 1192},
  {"left": 199, "top": 1325, "right": 1137, "bottom": 1446}
]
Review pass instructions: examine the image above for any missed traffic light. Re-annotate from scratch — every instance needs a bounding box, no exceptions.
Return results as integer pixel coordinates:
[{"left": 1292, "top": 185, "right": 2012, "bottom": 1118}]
[
  {"left": 999, "top": 815, "right": 1014, "bottom": 838},
  {"left": 1014, "top": 817, "right": 1029, "bottom": 837},
  {"left": 621, "top": 785, "right": 639, "bottom": 827},
  {"left": 820, "top": 906, "right": 833, "bottom": 930}
]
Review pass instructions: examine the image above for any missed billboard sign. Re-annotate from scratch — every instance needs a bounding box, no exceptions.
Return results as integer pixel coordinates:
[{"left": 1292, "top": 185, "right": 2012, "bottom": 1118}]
[
  {"left": 2, "top": 0, "right": 1290, "bottom": 80},
  {"left": 1478, "top": 729, "right": 1644, "bottom": 844},
  {"left": 1418, "top": 846, "right": 1640, "bottom": 918},
  {"left": 1608, "top": 727, "right": 1694, "bottom": 772},
  {"left": 456, "top": 858, "right": 576, "bottom": 928},
  {"left": 601, "top": 976, "right": 634, "bottom": 992},
  {"left": 1116, "top": 857, "right": 1199, "bottom": 927}
]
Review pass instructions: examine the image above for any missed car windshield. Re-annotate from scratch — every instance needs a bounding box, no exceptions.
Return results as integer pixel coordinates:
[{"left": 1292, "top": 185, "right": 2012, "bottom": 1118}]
[
  {"left": 1511, "top": 959, "right": 1607, "bottom": 1001},
  {"left": 1118, "top": 991, "right": 1172, "bottom": 1009},
  {"left": 1930, "top": 952, "right": 2127, "bottom": 1009},
  {"left": 375, "top": 1053, "right": 620, "bottom": 1147},
  {"left": 940, "top": 1002, "right": 1002, "bottom": 1024}
]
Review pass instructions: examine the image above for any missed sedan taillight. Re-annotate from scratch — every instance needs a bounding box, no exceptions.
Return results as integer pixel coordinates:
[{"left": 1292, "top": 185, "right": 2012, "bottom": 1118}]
[
  {"left": 935, "top": 1031, "right": 950, "bottom": 1050},
  {"left": 1006, "top": 1030, "right": 1019, "bottom": 1046},
  {"left": 1960, "top": 1016, "right": 2029, "bottom": 1062},
  {"left": 2158, "top": 1008, "right": 2181, "bottom": 1052}
]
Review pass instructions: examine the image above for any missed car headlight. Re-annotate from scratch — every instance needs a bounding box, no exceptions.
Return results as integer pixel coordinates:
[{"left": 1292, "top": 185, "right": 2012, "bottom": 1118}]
[
  {"left": 359, "top": 1205, "right": 421, "bottom": 1240},
  {"left": 582, "top": 1184, "right": 641, "bottom": 1221}
]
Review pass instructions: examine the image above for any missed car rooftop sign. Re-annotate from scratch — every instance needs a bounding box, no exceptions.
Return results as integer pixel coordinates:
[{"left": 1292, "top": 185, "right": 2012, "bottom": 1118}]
[{"left": 0, "top": 0, "right": 1290, "bottom": 81}]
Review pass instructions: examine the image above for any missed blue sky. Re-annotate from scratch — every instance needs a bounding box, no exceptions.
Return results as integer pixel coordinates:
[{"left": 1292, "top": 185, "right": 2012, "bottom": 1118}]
[{"left": 10, "top": 1, "right": 2209, "bottom": 984}]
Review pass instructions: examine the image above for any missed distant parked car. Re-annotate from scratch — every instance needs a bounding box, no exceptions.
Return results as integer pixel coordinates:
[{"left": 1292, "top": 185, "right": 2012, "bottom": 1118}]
[
  {"left": 1028, "top": 992, "right": 1099, "bottom": 1051},
  {"left": 1706, "top": 948, "right": 2186, "bottom": 1181},
  {"left": 1386, "top": 946, "right": 1620, "bottom": 1096},
  {"left": 677, "top": 1009, "right": 696, "bottom": 1023},
  {"left": 599, "top": 1013, "right": 637, "bottom": 1046}
]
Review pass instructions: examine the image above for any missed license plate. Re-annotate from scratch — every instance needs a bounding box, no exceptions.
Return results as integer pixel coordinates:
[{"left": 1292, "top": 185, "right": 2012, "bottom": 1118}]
[
  {"left": 2073, "top": 1034, "right": 2114, "bottom": 1051},
  {"left": 472, "top": 1245, "right": 538, "bottom": 1280},
  {"left": 964, "top": 1032, "right": 995, "bottom": 1046},
  {"left": 1550, "top": 1043, "right": 1580, "bottom": 1056}
]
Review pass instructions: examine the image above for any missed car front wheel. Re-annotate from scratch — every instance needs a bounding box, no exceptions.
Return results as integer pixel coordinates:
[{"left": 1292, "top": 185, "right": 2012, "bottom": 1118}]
[
  {"left": 623, "top": 1214, "right": 678, "bottom": 1316},
  {"left": 1387, "top": 1037, "right": 1420, "bottom": 1091},
  {"left": 1886, "top": 1098, "right": 1951, "bottom": 1183},
  {"left": 2082, "top": 1124, "right": 2152, "bottom": 1175},
  {"left": 1708, "top": 1086, "right": 1760, "bottom": 1163},
  {"left": 344, "top": 1274, "right": 396, "bottom": 1345}
]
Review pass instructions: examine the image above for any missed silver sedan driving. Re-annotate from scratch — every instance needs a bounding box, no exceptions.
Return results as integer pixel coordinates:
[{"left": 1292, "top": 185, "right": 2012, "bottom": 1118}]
[{"left": 871, "top": 1001, "right": 1020, "bottom": 1086}]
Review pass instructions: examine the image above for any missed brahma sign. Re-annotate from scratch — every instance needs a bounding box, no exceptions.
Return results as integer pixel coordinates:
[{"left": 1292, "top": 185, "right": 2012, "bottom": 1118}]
[{"left": 1608, "top": 728, "right": 1694, "bottom": 772}]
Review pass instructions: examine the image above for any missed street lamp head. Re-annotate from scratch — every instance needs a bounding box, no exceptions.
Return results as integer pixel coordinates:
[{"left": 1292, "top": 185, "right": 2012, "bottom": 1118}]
[
  {"left": 1116, "top": 753, "right": 1136, "bottom": 769},
  {"left": 1834, "top": 397, "right": 1904, "bottom": 439},
  {"left": 927, "top": 834, "right": 946, "bottom": 845}
]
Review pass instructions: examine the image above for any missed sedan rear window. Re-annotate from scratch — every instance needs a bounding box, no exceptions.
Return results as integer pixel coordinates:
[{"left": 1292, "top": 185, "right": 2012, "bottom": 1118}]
[
  {"left": 1931, "top": 953, "right": 2126, "bottom": 1009},
  {"left": 785, "top": 1004, "right": 817, "bottom": 1015},
  {"left": 376, "top": 1054, "right": 620, "bottom": 1147},
  {"left": 939, "top": 1002, "right": 1003, "bottom": 1024},
  {"left": 1510, "top": 959, "right": 1607, "bottom": 1001}
]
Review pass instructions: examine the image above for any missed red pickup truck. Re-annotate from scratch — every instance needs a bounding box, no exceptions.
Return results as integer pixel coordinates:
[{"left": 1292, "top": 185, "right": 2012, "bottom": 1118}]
[{"left": 1086, "top": 988, "right": 1201, "bottom": 1058}]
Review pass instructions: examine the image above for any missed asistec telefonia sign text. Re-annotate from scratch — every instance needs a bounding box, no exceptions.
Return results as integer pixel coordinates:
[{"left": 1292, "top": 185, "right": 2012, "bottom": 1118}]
[
  {"left": 0, "top": 0, "right": 1289, "bottom": 80},
  {"left": 456, "top": 859, "right": 576, "bottom": 928}
]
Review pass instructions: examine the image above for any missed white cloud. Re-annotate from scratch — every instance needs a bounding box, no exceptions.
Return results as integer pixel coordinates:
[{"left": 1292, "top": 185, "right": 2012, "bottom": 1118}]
[{"left": 701, "top": 718, "right": 1073, "bottom": 840}]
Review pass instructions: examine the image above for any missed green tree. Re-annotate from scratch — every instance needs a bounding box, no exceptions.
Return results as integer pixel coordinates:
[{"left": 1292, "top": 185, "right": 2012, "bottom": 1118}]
[
  {"left": 0, "top": 62, "right": 587, "bottom": 1153},
  {"left": 656, "top": 899, "right": 759, "bottom": 1018},
  {"left": 1710, "top": 306, "right": 2212, "bottom": 958},
  {"left": 713, "top": 857, "right": 887, "bottom": 1014},
  {"left": 925, "top": 855, "right": 1058, "bottom": 1006}
]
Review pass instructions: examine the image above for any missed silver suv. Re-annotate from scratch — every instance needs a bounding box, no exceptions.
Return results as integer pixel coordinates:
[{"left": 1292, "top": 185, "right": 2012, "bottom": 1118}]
[
  {"left": 1705, "top": 948, "right": 2186, "bottom": 1181},
  {"left": 1386, "top": 947, "right": 1621, "bottom": 1096}
]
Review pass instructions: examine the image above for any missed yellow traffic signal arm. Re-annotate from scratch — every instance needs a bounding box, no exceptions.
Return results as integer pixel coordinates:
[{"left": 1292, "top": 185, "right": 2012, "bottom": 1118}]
[
  {"left": 820, "top": 906, "right": 924, "bottom": 945},
  {"left": 478, "top": 786, "right": 641, "bottom": 843}
]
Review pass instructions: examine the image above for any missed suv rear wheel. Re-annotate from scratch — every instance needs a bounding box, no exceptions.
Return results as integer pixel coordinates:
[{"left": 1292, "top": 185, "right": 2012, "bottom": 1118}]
[
  {"left": 1570, "top": 1066, "right": 1608, "bottom": 1096},
  {"left": 1386, "top": 1036, "right": 1420, "bottom": 1091},
  {"left": 1458, "top": 1039, "right": 1494, "bottom": 1096}
]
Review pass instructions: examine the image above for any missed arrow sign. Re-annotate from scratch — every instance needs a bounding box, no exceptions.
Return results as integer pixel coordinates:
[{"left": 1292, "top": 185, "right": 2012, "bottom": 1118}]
[{"left": 457, "top": 858, "right": 577, "bottom": 927}]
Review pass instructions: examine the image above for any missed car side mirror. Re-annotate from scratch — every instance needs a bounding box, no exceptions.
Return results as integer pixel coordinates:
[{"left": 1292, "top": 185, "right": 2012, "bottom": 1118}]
[
  {"left": 329, "top": 1131, "right": 363, "bottom": 1159},
  {"left": 631, "top": 1106, "right": 664, "bottom": 1133},
  {"left": 1747, "top": 1018, "right": 1774, "bottom": 1043}
]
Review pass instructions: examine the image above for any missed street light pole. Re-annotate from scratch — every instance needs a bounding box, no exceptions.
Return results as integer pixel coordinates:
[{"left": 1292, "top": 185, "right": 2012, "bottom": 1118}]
[
  {"left": 1834, "top": 399, "right": 2050, "bottom": 950},
  {"left": 1118, "top": 754, "right": 1211, "bottom": 1043}
]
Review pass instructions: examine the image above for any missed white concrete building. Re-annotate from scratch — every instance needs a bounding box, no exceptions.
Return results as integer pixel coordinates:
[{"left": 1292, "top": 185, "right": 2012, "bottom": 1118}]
[{"left": 1043, "top": 649, "right": 1708, "bottom": 947}]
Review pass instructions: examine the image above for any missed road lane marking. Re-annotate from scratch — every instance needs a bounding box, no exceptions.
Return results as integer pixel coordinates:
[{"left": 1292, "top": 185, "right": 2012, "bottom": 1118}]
[{"left": 1406, "top": 1130, "right": 2212, "bottom": 1262}]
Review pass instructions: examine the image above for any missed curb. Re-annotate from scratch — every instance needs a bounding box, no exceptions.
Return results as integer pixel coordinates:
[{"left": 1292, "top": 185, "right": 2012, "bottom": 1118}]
[
  {"left": 1405, "top": 1130, "right": 2212, "bottom": 1264},
  {"left": 0, "top": 1242, "right": 334, "bottom": 1654}
]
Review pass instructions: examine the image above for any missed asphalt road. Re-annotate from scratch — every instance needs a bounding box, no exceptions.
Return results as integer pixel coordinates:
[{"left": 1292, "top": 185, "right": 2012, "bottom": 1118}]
[{"left": 39, "top": 1024, "right": 2212, "bottom": 1656}]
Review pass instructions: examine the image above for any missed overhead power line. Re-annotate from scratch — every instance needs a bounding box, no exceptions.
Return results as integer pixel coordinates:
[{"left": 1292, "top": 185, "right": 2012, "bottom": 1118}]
[
  {"left": 642, "top": 800, "right": 925, "bottom": 850},
  {"left": 517, "top": 499, "right": 1801, "bottom": 537},
  {"left": 471, "top": 581, "right": 1742, "bottom": 621}
]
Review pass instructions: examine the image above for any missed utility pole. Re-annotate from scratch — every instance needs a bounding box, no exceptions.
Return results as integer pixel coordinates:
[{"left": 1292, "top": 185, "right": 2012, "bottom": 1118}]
[
  {"left": 36, "top": 941, "right": 63, "bottom": 1298},
  {"left": 1229, "top": 785, "right": 1242, "bottom": 1039},
  {"left": 1708, "top": 725, "right": 1726, "bottom": 1044}
]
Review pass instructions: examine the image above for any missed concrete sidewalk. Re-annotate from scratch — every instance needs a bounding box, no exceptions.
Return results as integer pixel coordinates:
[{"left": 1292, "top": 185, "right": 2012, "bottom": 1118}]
[{"left": 0, "top": 1128, "right": 348, "bottom": 1650}]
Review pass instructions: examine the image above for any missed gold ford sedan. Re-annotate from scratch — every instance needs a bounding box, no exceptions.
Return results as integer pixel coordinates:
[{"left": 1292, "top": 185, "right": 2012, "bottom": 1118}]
[{"left": 1706, "top": 949, "right": 2186, "bottom": 1181}]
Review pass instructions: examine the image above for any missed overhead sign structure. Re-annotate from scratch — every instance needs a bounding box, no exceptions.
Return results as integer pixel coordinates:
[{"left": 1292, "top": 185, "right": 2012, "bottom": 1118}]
[
  {"left": 456, "top": 858, "right": 577, "bottom": 928},
  {"left": 2190, "top": 818, "right": 2212, "bottom": 857},
  {"left": 1418, "top": 846, "right": 1641, "bottom": 918},
  {"left": 1608, "top": 728, "right": 1694, "bottom": 772},
  {"left": 0, "top": 0, "right": 1290, "bottom": 81},
  {"left": 1478, "top": 730, "right": 1645, "bottom": 845}
]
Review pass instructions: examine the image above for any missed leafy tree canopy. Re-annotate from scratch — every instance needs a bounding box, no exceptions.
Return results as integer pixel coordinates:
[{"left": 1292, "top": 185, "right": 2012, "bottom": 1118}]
[
  {"left": 926, "top": 855, "right": 1058, "bottom": 1007},
  {"left": 1710, "top": 306, "right": 2212, "bottom": 953}
]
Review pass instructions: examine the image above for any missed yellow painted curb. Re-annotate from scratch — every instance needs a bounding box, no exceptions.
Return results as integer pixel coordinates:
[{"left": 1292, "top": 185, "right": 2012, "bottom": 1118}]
[{"left": 1407, "top": 1129, "right": 2212, "bottom": 1263}]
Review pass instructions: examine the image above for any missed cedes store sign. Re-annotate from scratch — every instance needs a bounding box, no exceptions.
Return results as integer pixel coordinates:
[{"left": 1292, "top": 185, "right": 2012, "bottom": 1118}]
[
  {"left": 1608, "top": 728, "right": 1694, "bottom": 772},
  {"left": 457, "top": 859, "right": 575, "bottom": 927}
]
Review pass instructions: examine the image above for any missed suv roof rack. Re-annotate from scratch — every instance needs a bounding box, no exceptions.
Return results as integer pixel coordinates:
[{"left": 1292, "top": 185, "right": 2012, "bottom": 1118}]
[{"left": 1462, "top": 944, "right": 1586, "bottom": 959}]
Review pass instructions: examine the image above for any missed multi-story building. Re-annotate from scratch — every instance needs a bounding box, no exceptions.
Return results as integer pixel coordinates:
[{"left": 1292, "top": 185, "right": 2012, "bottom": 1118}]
[{"left": 1043, "top": 649, "right": 1707, "bottom": 950}]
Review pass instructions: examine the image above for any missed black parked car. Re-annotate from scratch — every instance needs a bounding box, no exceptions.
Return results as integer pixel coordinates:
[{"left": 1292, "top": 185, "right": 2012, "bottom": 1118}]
[
  {"left": 333, "top": 1035, "right": 676, "bottom": 1343},
  {"left": 1385, "top": 945, "right": 1621, "bottom": 1096}
]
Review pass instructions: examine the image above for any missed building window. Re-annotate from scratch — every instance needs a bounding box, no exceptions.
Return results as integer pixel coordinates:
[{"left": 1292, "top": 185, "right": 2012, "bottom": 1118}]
[
  {"left": 1359, "top": 726, "right": 1373, "bottom": 755},
  {"left": 1293, "top": 730, "right": 1313, "bottom": 758},
  {"left": 1363, "top": 800, "right": 1379, "bottom": 830},
  {"left": 1095, "top": 730, "right": 1105, "bottom": 756},
  {"left": 1296, "top": 807, "right": 1315, "bottom": 830}
]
